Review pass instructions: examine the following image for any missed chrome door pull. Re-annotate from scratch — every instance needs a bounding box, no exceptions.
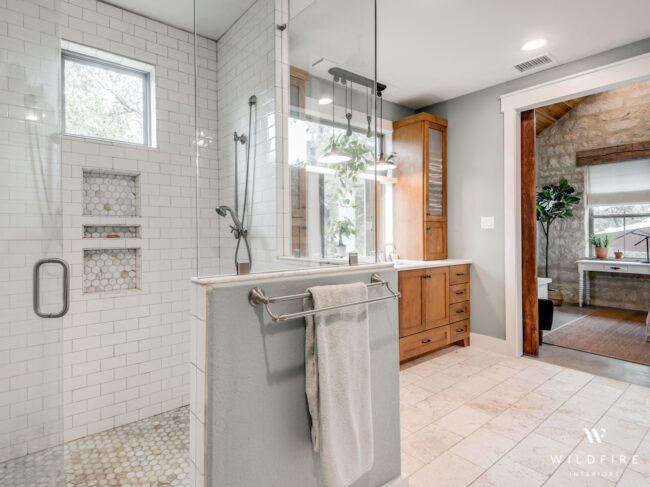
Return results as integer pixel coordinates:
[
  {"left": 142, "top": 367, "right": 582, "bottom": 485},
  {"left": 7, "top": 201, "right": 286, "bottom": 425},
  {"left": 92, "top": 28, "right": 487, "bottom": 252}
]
[{"left": 33, "top": 258, "right": 70, "bottom": 318}]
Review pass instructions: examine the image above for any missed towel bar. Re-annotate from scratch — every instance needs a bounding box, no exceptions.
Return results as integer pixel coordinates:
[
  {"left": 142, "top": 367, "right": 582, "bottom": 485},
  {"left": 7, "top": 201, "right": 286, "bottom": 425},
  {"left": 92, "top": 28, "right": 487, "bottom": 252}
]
[{"left": 249, "top": 272, "right": 400, "bottom": 322}]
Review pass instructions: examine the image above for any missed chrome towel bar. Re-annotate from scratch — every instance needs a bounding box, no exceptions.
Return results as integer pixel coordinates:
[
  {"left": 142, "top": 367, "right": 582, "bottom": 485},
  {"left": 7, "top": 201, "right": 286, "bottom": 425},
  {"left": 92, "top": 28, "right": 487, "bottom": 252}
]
[{"left": 249, "top": 272, "right": 400, "bottom": 323}]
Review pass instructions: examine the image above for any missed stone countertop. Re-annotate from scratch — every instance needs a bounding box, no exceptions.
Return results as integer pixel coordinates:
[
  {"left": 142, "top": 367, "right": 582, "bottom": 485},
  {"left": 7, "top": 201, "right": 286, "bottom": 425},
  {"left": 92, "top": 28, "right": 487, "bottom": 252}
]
[
  {"left": 191, "top": 262, "right": 395, "bottom": 287},
  {"left": 393, "top": 259, "right": 472, "bottom": 271}
]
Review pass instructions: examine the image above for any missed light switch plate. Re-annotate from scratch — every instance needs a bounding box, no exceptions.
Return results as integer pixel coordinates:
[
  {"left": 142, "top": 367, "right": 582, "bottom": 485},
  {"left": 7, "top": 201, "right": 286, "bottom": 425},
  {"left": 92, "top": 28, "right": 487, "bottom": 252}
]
[{"left": 481, "top": 216, "right": 495, "bottom": 229}]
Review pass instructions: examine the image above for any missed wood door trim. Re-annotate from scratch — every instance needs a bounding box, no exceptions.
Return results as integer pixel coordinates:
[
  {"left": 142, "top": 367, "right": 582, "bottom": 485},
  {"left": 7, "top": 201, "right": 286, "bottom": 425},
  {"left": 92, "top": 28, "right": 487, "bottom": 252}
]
[
  {"left": 521, "top": 110, "right": 538, "bottom": 356},
  {"left": 575, "top": 140, "right": 650, "bottom": 166}
]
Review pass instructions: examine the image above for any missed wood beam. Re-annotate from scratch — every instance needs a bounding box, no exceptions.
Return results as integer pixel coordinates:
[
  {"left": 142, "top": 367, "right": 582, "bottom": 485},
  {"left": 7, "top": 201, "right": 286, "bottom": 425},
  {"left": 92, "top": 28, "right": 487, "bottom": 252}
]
[
  {"left": 521, "top": 110, "right": 539, "bottom": 356},
  {"left": 576, "top": 141, "right": 650, "bottom": 166}
]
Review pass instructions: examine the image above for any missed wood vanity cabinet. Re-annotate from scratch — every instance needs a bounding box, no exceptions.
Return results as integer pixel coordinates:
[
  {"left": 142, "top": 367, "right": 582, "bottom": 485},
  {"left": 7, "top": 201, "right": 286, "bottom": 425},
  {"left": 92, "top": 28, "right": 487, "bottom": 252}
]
[
  {"left": 393, "top": 113, "right": 448, "bottom": 261},
  {"left": 398, "top": 264, "right": 470, "bottom": 362}
]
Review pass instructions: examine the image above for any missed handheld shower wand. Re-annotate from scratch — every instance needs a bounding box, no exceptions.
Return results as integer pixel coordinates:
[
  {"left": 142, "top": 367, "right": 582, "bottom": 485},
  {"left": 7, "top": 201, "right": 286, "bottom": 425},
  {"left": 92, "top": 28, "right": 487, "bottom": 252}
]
[{"left": 216, "top": 94, "right": 257, "bottom": 274}]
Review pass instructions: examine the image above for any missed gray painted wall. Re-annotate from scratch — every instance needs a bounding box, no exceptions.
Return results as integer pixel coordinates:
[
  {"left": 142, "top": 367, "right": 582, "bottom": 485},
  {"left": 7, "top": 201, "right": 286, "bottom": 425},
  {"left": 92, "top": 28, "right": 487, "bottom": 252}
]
[
  {"left": 206, "top": 267, "right": 401, "bottom": 486},
  {"left": 418, "top": 38, "right": 650, "bottom": 339}
]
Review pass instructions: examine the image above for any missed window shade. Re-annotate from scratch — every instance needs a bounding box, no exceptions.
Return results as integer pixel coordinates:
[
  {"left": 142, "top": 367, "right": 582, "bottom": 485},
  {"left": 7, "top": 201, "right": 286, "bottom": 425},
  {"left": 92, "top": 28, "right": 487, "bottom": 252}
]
[{"left": 586, "top": 158, "right": 650, "bottom": 205}]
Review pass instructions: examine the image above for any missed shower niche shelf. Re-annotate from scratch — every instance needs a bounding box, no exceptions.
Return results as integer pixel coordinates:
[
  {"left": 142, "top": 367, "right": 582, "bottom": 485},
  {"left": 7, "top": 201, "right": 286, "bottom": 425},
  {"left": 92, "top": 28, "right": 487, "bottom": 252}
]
[
  {"left": 83, "top": 225, "right": 141, "bottom": 239},
  {"left": 83, "top": 169, "right": 139, "bottom": 217},
  {"left": 83, "top": 248, "right": 140, "bottom": 294}
]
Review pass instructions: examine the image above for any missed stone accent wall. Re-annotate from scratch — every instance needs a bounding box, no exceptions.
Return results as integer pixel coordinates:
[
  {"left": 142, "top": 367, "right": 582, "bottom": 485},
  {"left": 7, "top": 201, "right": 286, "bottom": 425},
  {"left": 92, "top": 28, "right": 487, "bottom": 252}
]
[{"left": 536, "top": 80, "right": 650, "bottom": 310}]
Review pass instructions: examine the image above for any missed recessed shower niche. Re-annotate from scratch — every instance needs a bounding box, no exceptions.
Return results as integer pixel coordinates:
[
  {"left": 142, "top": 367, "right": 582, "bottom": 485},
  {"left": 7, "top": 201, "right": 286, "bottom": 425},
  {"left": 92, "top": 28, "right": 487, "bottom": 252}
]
[
  {"left": 83, "top": 248, "right": 140, "bottom": 293},
  {"left": 83, "top": 225, "right": 141, "bottom": 239},
  {"left": 83, "top": 169, "right": 139, "bottom": 217}
]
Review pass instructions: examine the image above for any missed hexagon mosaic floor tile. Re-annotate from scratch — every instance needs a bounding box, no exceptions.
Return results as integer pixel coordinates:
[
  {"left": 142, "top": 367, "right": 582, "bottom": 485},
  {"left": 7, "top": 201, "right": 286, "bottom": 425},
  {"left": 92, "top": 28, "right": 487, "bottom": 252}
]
[{"left": 0, "top": 406, "right": 189, "bottom": 487}]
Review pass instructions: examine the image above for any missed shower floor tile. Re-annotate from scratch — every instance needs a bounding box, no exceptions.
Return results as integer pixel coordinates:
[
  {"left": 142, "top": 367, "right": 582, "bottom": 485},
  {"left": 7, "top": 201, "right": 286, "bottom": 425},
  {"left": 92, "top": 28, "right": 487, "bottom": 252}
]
[{"left": 0, "top": 406, "right": 190, "bottom": 487}]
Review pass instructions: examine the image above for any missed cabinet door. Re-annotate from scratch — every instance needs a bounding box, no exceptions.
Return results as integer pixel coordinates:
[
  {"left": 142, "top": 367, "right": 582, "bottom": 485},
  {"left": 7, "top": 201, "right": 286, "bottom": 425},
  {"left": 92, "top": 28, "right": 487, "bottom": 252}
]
[
  {"left": 423, "top": 267, "right": 449, "bottom": 329},
  {"left": 398, "top": 271, "right": 425, "bottom": 337},
  {"left": 424, "top": 222, "right": 447, "bottom": 260},
  {"left": 425, "top": 123, "right": 446, "bottom": 221}
]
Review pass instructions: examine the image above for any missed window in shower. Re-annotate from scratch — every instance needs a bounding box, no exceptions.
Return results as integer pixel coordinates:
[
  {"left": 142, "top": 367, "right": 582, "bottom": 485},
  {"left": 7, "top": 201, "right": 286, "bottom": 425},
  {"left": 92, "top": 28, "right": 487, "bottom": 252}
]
[{"left": 62, "top": 41, "right": 156, "bottom": 146}]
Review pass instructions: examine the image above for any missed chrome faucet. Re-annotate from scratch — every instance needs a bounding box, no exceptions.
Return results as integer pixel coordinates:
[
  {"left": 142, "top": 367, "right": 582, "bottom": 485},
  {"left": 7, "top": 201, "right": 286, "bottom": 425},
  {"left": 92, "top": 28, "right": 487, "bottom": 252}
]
[{"left": 382, "top": 242, "right": 396, "bottom": 262}]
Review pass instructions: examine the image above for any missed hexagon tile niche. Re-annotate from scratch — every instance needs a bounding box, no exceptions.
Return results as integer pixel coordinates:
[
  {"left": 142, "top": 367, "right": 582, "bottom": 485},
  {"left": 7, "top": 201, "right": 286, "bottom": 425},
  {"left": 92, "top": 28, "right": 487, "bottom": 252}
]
[
  {"left": 83, "top": 170, "right": 139, "bottom": 217},
  {"left": 83, "top": 248, "right": 140, "bottom": 293}
]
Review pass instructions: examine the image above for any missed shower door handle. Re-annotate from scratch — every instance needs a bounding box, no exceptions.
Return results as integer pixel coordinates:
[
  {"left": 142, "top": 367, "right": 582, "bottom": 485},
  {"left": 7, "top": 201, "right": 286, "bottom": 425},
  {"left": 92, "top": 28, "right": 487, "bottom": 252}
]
[{"left": 33, "top": 258, "right": 70, "bottom": 318}]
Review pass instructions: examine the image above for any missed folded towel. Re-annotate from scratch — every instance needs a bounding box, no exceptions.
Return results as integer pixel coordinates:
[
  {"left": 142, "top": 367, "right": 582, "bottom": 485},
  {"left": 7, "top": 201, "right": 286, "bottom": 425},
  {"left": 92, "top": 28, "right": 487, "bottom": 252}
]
[{"left": 304, "top": 282, "right": 374, "bottom": 487}]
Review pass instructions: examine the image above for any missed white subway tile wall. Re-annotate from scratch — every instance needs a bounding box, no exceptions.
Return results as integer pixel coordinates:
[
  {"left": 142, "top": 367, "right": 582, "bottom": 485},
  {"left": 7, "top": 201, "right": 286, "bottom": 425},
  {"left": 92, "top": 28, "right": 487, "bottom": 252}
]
[
  {"left": 0, "top": 0, "right": 65, "bottom": 465},
  {"left": 1, "top": 0, "right": 284, "bottom": 471},
  {"left": 58, "top": 0, "right": 219, "bottom": 445},
  {"left": 213, "top": 0, "right": 289, "bottom": 276}
]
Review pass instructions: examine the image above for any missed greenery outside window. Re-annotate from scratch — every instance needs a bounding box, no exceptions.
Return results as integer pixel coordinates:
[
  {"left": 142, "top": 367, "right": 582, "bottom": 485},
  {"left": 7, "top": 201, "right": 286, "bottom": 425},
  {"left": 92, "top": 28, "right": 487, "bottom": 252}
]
[{"left": 62, "top": 42, "right": 155, "bottom": 146}]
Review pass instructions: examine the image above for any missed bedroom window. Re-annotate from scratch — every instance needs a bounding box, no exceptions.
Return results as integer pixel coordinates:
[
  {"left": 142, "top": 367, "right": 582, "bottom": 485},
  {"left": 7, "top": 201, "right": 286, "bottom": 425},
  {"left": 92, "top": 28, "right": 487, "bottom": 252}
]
[{"left": 62, "top": 41, "right": 156, "bottom": 146}]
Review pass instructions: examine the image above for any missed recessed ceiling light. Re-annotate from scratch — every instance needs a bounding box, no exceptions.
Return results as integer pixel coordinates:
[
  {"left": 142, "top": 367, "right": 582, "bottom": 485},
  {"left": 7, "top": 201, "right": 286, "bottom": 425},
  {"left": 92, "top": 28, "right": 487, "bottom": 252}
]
[
  {"left": 522, "top": 39, "right": 547, "bottom": 51},
  {"left": 318, "top": 97, "right": 332, "bottom": 105}
]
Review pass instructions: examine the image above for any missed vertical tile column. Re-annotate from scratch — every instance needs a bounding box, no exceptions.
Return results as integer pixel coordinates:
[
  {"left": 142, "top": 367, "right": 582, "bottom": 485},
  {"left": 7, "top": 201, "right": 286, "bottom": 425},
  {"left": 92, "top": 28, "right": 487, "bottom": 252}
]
[{"left": 189, "top": 282, "right": 207, "bottom": 487}]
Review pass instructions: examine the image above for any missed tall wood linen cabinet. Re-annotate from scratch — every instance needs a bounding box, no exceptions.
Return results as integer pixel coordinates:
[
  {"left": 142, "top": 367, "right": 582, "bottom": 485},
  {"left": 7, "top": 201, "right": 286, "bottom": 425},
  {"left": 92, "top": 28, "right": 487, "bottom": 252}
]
[{"left": 393, "top": 113, "right": 448, "bottom": 260}]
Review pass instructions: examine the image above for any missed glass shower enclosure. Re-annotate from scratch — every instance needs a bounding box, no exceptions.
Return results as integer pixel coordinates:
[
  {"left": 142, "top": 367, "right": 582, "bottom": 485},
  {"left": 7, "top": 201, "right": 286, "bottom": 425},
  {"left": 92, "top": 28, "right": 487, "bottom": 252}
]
[{"left": 0, "top": 0, "right": 65, "bottom": 484}]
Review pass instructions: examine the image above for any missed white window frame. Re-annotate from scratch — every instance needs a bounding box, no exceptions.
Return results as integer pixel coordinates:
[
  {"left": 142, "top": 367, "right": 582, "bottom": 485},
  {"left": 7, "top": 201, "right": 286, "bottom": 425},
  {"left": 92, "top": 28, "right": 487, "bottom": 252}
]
[{"left": 61, "top": 40, "right": 157, "bottom": 147}]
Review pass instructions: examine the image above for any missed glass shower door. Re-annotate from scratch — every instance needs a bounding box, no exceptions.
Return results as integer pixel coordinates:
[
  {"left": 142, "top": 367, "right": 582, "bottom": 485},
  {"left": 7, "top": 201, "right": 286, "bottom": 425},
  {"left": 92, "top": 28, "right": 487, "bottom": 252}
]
[{"left": 0, "top": 0, "right": 65, "bottom": 485}]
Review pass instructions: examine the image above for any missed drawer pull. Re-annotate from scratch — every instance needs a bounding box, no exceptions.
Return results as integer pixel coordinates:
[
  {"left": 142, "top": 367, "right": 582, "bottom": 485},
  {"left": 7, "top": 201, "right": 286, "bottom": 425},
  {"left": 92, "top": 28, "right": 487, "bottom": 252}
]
[
  {"left": 421, "top": 339, "right": 432, "bottom": 344},
  {"left": 423, "top": 275, "right": 431, "bottom": 279},
  {"left": 426, "top": 226, "right": 431, "bottom": 230},
  {"left": 609, "top": 266, "right": 621, "bottom": 270},
  {"left": 456, "top": 328, "right": 465, "bottom": 333},
  {"left": 455, "top": 291, "right": 464, "bottom": 295},
  {"left": 456, "top": 310, "right": 464, "bottom": 314},
  {"left": 456, "top": 273, "right": 465, "bottom": 277}
]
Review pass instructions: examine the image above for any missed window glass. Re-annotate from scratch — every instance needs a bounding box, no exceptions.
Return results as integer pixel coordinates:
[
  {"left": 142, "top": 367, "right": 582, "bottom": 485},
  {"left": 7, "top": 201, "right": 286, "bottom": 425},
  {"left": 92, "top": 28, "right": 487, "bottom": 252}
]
[
  {"left": 590, "top": 204, "right": 650, "bottom": 258},
  {"left": 63, "top": 54, "right": 147, "bottom": 145},
  {"left": 289, "top": 117, "right": 379, "bottom": 259}
]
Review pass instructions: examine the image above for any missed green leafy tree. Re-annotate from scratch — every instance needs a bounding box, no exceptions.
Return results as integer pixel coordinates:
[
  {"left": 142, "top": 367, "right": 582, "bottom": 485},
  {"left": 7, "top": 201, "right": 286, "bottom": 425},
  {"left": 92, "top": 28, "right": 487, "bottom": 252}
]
[
  {"left": 64, "top": 61, "right": 144, "bottom": 143},
  {"left": 536, "top": 178, "right": 583, "bottom": 277},
  {"left": 324, "top": 134, "right": 375, "bottom": 208}
]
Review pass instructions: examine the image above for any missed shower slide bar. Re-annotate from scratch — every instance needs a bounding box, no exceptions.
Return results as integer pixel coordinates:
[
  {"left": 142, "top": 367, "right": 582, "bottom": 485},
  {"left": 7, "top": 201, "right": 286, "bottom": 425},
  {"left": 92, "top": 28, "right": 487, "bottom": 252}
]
[{"left": 248, "top": 273, "right": 400, "bottom": 323}]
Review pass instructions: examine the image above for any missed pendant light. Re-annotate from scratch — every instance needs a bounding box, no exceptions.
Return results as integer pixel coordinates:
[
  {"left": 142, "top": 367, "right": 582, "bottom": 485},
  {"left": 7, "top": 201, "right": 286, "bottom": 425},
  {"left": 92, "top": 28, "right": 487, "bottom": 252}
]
[
  {"left": 375, "top": 91, "right": 396, "bottom": 171},
  {"left": 319, "top": 76, "right": 351, "bottom": 164},
  {"left": 345, "top": 80, "right": 352, "bottom": 137}
]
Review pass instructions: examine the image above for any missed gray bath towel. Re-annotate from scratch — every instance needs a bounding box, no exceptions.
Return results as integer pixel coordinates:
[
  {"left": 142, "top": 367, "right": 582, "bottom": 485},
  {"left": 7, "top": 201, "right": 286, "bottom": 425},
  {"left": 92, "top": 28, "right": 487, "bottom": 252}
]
[{"left": 304, "top": 282, "right": 374, "bottom": 487}]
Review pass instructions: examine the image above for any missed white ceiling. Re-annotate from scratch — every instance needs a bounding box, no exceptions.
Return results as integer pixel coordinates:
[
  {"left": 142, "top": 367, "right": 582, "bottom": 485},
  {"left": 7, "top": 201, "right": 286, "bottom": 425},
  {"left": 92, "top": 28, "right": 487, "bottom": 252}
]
[
  {"left": 109, "top": 0, "right": 650, "bottom": 109},
  {"left": 105, "top": 0, "right": 256, "bottom": 41}
]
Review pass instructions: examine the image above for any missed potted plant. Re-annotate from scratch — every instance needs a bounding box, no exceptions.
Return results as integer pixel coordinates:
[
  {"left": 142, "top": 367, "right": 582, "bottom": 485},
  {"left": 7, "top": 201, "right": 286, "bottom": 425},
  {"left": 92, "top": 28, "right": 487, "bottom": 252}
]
[
  {"left": 590, "top": 234, "right": 610, "bottom": 259},
  {"left": 328, "top": 217, "right": 356, "bottom": 257},
  {"left": 536, "top": 178, "right": 582, "bottom": 306},
  {"left": 536, "top": 178, "right": 583, "bottom": 277},
  {"left": 614, "top": 249, "right": 623, "bottom": 259}
]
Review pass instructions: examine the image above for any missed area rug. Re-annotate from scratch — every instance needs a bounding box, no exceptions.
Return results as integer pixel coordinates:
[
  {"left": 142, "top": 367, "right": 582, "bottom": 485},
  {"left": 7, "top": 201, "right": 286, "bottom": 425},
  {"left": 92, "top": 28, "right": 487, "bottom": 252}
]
[{"left": 543, "top": 309, "right": 650, "bottom": 366}]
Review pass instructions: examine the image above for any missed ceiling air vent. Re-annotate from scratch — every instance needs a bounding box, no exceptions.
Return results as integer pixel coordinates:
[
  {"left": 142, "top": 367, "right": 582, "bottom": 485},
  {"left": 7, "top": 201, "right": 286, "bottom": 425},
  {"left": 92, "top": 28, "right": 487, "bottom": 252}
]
[{"left": 514, "top": 54, "right": 555, "bottom": 73}]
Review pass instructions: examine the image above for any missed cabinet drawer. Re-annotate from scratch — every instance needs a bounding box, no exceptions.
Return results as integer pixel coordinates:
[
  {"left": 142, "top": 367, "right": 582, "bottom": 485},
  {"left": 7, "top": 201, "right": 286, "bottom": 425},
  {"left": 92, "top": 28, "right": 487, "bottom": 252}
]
[
  {"left": 449, "top": 301, "right": 470, "bottom": 323},
  {"left": 400, "top": 325, "right": 450, "bottom": 362},
  {"left": 449, "top": 265, "right": 470, "bottom": 285},
  {"left": 599, "top": 263, "right": 630, "bottom": 273},
  {"left": 450, "top": 320, "right": 470, "bottom": 341},
  {"left": 449, "top": 283, "right": 470, "bottom": 304}
]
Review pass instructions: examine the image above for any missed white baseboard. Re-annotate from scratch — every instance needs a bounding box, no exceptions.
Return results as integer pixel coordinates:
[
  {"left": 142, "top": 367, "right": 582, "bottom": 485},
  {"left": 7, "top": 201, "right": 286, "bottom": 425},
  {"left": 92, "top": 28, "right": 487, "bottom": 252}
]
[
  {"left": 469, "top": 332, "right": 512, "bottom": 356},
  {"left": 382, "top": 473, "right": 409, "bottom": 487}
]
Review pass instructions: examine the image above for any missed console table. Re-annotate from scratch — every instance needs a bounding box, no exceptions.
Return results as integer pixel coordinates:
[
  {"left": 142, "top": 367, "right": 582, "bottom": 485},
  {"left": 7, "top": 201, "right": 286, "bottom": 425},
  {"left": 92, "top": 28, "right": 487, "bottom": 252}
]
[{"left": 577, "top": 259, "right": 650, "bottom": 307}]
